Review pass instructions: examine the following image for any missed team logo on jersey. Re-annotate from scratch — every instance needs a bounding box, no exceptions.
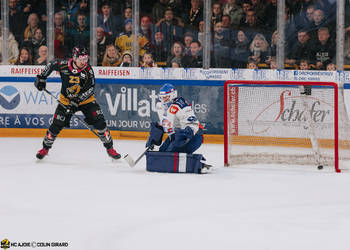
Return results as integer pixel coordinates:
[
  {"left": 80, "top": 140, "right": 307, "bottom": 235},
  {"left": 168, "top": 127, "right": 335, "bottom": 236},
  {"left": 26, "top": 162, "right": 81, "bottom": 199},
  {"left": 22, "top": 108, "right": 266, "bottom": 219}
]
[
  {"left": 80, "top": 72, "right": 86, "bottom": 79},
  {"left": 66, "top": 85, "right": 81, "bottom": 97},
  {"left": 169, "top": 105, "right": 179, "bottom": 114},
  {"left": 0, "top": 85, "right": 20, "bottom": 110},
  {"left": 187, "top": 116, "right": 197, "bottom": 122}
]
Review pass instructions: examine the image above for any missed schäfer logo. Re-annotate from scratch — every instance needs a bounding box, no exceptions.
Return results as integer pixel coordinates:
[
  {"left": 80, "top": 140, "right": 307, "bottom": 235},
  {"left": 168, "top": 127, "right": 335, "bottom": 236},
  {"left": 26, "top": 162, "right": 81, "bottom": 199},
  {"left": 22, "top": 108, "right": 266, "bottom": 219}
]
[{"left": 0, "top": 85, "right": 20, "bottom": 110}]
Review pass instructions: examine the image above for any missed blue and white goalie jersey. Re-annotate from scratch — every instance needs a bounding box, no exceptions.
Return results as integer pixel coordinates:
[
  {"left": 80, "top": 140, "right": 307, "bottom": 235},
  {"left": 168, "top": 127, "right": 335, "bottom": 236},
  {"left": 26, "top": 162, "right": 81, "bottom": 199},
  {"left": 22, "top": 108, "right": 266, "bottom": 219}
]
[{"left": 156, "top": 97, "right": 202, "bottom": 136}]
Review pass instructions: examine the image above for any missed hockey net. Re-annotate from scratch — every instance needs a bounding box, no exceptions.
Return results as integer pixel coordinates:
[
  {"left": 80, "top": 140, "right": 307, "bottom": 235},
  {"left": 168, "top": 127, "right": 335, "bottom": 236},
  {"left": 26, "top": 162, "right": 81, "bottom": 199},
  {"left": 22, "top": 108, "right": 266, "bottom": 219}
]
[{"left": 224, "top": 80, "right": 350, "bottom": 172}]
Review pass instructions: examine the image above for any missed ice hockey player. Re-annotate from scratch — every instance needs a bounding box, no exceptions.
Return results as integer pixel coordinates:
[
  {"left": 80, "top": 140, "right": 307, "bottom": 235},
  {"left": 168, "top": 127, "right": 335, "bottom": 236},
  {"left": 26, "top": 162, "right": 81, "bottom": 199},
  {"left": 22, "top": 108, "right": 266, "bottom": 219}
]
[
  {"left": 34, "top": 47, "right": 121, "bottom": 160},
  {"left": 145, "top": 83, "right": 211, "bottom": 174}
]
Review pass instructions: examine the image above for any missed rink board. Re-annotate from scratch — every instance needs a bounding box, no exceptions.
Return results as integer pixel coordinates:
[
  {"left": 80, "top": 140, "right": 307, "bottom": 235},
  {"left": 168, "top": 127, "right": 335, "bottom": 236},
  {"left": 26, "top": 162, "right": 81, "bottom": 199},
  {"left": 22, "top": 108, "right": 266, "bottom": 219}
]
[{"left": 1, "top": 66, "right": 350, "bottom": 143}]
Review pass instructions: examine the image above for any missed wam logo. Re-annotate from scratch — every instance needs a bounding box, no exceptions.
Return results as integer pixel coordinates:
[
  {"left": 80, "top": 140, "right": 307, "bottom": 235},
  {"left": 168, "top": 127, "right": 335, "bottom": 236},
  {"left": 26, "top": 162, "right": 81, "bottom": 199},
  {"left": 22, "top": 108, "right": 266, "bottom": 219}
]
[{"left": 0, "top": 85, "right": 20, "bottom": 110}]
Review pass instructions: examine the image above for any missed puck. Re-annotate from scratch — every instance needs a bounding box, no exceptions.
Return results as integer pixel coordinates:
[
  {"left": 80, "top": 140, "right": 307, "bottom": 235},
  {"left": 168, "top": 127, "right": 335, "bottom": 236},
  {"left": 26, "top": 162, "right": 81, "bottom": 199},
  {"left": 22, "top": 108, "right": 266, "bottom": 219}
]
[{"left": 318, "top": 165, "right": 323, "bottom": 170}]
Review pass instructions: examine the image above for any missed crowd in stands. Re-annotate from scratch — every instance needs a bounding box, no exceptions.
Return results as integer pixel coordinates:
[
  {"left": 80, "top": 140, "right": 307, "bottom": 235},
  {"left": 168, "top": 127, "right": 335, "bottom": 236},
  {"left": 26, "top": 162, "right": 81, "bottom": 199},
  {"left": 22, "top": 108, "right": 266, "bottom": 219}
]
[{"left": 0, "top": 0, "right": 348, "bottom": 70}]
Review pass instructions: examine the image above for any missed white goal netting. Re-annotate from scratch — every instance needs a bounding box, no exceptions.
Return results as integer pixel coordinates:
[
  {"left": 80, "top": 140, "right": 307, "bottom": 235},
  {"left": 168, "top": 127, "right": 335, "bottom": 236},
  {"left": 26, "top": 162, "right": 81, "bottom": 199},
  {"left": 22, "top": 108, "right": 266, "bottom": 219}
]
[{"left": 224, "top": 81, "right": 350, "bottom": 172}]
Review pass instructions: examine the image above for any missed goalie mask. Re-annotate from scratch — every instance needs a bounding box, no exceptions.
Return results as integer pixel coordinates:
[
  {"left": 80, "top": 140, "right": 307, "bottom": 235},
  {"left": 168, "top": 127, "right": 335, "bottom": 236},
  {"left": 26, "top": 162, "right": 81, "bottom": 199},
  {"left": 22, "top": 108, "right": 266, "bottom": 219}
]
[{"left": 159, "top": 83, "right": 177, "bottom": 108}]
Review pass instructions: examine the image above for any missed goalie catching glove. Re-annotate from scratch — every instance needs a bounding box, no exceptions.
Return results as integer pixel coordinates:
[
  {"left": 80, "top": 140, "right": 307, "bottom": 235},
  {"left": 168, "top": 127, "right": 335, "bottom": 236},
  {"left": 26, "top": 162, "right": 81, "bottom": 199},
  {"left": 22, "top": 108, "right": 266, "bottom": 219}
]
[
  {"left": 145, "top": 122, "right": 164, "bottom": 147},
  {"left": 34, "top": 75, "right": 47, "bottom": 91}
]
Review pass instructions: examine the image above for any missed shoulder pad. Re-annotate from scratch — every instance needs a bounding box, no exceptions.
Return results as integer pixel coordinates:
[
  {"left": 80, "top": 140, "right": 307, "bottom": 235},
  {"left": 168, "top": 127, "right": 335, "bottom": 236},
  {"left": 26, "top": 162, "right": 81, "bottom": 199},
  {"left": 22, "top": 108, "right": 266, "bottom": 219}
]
[{"left": 173, "top": 97, "right": 189, "bottom": 109}]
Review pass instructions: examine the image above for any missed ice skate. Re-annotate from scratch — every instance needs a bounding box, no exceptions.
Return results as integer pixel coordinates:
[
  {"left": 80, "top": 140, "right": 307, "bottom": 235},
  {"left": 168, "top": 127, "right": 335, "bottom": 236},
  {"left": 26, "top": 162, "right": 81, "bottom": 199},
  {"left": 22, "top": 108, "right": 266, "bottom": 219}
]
[
  {"left": 199, "top": 163, "right": 212, "bottom": 174},
  {"left": 36, "top": 148, "right": 49, "bottom": 160},
  {"left": 107, "top": 148, "right": 121, "bottom": 160}
]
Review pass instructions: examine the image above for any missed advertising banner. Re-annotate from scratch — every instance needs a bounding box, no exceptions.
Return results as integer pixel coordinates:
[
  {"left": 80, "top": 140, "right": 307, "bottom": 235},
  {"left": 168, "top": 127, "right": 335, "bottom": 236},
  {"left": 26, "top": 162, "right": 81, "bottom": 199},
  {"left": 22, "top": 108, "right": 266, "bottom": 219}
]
[{"left": 0, "top": 65, "right": 350, "bottom": 136}]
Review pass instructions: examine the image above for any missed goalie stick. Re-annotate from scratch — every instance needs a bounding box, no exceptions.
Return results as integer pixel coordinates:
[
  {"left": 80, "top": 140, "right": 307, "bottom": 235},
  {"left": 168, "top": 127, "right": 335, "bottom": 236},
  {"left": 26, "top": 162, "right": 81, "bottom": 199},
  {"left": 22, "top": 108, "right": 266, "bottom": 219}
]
[
  {"left": 124, "top": 145, "right": 154, "bottom": 167},
  {"left": 44, "top": 88, "right": 100, "bottom": 138}
]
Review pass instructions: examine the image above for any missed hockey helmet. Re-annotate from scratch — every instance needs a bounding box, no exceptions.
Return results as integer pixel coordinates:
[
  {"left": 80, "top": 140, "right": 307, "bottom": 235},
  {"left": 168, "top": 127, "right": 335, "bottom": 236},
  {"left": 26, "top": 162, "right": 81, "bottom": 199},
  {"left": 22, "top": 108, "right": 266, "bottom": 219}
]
[
  {"left": 159, "top": 83, "right": 177, "bottom": 107},
  {"left": 72, "top": 47, "right": 88, "bottom": 62}
]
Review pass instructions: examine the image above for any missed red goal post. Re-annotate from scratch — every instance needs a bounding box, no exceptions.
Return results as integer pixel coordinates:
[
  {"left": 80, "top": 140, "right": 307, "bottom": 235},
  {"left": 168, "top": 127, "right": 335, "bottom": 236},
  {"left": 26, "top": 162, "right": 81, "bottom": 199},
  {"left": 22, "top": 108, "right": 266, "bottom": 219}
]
[{"left": 223, "top": 80, "right": 350, "bottom": 173}]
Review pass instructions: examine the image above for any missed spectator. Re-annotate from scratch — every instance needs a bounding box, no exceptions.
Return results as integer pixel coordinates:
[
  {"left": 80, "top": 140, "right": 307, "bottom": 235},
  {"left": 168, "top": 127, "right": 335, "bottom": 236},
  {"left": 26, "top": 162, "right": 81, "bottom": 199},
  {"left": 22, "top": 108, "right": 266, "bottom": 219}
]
[
  {"left": 239, "top": 9, "right": 263, "bottom": 41},
  {"left": 34, "top": 45, "right": 48, "bottom": 65},
  {"left": 0, "top": 21, "right": 19, "bottom": 64},
  {"left": 183, "top": 32, "right": 195, "bottom": 56},
  {"left": 247, "top": 57, "right": 258, "bottom": 69},
  {"left": 15, "top": 47, "right": 33, "bottom": 65},
  {"left": 251, "top": 0, "right": 266, "bottom": 25},
  {"left": 140, "top": 16, "right": 155, "bottom": 43},
  {"left": 115, "top": 18, "right": 149, "bottom": 59},
  {"left": 101, "top": 44, "right": 121, "bottom": 66},
  {"left": 183, "top": 0, "right": 203, "bottom": 33},
  {"left": 187, "top": 40, "right": 203, "bottom": 68},
  {"left": 97, "top": 1, "right": 123, "bottom": 39},
  {"left": 149, "top": 31, "right": 169, "bottom": 63},
  {"left": 67, "top": 12, "right": 90, "bottom": 51},
  {"left": 299, "top": 59, "right": 311, "bottom": 70},
  {"left": 20, "top": 0, "right": 47, "bottom": 24},
  {"left": 171, "top": 61, "right": 180, "bottom": 67},
  {"left": 239, "top": 1, "right": 252, "bottom": 25},
  {"left": 211, "top": 2, "right": 223, "bottom": 26},
  {"left": 54, "top": 12, "right": 69, "bottom": 59},
  {"left": 221, "top": 14, "right": 234, "bottom": 36},
  {"left": 152, "top": 0, "right": 171, "bottom": 23},
  {"left": 232, "top": 30, "right": 250, "bottom": 68},
  {"left": 212, "top": 21, "right": 233, "bottom": 68},
  {"left": 55, "top": 0, "right": 80, "bottom": 26},
  {"left": 166, "top": 41, "right": 191, "bottom": 67},
  {"left": 155, "top": 8, "right": 184, "bottom": 56},
  {"left": 285, "top": 30, "right": 313, "bottom": 65},
  {"left": 119, "top": 51, "right": 132, "bottom": 67},
  {"left": 295, "top": 5, "right": 315, "bottom": 32},
  {"left": 311, "top": 27, "right": 335, "bottom": 70},
  {"left": 326, "top": 62, "right": 336, "bottom": 71},
  {"left": 9, "top": 0, "right": 26, "bottom": 44},
  {"left": 140, "top": 52, "right": 158, "bottom": 67},
  {"left": 97, "top": 26, "right": 114, "bottom": 66},
  {"left": 22, "top": 28, "right": 46, "bottom": 61},
  {"left": 262, "top": 0, "right": 277, "bottom": 33},
  {"left": 23, "top": 13, "right": 44, "bottom": 42},
  {"left": 222, "top": 0, "right": 243, "bottom": 28},
  {"left": 345, "top": 30, "right": 350, "bottom": 65},
  {"left": 249, "top": 33, "right": 269, "bottom": 64},
  {"left": 197, "top": 21, "right": 205, "bottom": 46},
  {"left": 123, "top": 7, "right": 132, "bottom": 21}
]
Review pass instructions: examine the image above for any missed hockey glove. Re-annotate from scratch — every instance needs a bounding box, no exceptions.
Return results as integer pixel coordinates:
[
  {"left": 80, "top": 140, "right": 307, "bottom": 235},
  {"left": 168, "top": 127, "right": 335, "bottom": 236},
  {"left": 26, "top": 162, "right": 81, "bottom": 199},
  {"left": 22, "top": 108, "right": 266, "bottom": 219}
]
[
  {"left": 146, "top": 122, "right": 164, "bottom": 147},
  {"left": 65, "top": 98, "right": 80, "bottom": 115},
  {"left": 174, "top": 126, "right": 194, "bottom": 148},
  {"left": 34, "top": 75, "right": 47, "bottom": 91}
]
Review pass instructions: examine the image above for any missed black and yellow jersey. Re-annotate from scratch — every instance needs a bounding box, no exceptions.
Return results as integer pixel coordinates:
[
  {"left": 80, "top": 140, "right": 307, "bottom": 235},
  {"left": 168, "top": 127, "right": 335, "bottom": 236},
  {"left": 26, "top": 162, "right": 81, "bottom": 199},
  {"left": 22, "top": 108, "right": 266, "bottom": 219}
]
[{"left": 40, "top": 59, "right": 96, "bottom": 106}]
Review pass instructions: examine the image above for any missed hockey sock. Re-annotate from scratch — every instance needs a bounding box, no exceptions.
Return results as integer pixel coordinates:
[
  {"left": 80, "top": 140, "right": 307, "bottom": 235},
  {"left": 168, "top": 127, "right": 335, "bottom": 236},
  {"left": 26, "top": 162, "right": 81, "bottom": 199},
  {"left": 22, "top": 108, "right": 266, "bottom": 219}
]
[
  {"left": 98, "top": 128, "right": 113, "bottom": 149},
  {"left": 43, "top": 130, "right": 57, "bottom": 149}
]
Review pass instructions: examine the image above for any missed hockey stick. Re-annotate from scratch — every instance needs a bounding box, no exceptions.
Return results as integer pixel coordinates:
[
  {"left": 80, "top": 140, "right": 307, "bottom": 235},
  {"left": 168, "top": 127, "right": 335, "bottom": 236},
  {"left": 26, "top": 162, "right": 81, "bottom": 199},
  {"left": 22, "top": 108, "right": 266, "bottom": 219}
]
[
  {"left": 124, "top": 145, "right": 154, "bottom": 167},
  {"left": 44, "top": 88, "right": 99, "bottom": 137}
]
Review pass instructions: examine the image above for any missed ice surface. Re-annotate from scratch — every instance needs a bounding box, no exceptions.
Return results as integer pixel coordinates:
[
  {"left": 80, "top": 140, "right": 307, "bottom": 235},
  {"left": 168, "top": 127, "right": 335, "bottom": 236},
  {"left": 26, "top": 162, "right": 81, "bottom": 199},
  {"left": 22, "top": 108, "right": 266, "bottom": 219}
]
[{"left": 1, "top": 137, "right": 350, "bottom": 250}]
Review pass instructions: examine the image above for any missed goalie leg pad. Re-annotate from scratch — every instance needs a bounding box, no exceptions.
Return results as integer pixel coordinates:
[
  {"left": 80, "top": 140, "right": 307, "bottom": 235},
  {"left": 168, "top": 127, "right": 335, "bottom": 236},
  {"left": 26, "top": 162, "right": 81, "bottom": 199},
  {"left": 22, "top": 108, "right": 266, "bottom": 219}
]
[{"left": 146, "top": 151, "right": 204, "bottom": 174}]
